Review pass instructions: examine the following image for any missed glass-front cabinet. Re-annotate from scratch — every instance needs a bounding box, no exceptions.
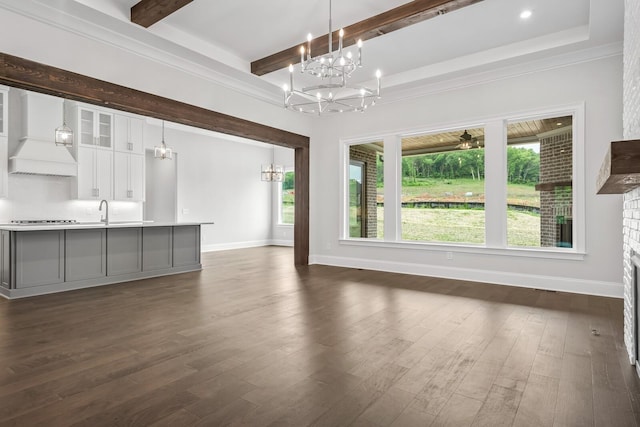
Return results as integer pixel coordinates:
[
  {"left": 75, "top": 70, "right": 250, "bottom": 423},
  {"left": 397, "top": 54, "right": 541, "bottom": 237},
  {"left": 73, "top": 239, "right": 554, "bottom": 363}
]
[{"left": 77, "top": 106, "right": 113, "bottom": 149}]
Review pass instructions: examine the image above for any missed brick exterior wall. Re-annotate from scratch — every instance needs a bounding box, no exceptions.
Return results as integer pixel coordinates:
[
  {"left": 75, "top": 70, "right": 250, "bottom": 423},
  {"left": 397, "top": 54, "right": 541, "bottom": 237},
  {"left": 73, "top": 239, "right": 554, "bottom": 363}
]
[
  {"left": 538, "top": 129, "right": 573, "bottom": 247},
  {"left": 349, "top": 145, "right": 379, "bottom": 238},
  {"left": 623, "top": 0, "right": 640, "bottom": 364}
]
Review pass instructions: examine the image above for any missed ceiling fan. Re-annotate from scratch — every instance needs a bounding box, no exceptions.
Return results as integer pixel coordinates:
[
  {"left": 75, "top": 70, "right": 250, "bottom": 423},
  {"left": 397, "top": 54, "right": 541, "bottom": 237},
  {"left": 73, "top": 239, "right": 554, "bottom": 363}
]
[{"left": 456, "top": 130, "right": 481, "bottom": 150}]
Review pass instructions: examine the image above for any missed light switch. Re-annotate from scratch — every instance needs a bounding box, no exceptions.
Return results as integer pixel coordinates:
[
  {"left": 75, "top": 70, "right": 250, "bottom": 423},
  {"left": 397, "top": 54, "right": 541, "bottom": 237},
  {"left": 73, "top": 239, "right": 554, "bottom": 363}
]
[{"left": 182, "top": 208, "right": 190, "bottom": 215}]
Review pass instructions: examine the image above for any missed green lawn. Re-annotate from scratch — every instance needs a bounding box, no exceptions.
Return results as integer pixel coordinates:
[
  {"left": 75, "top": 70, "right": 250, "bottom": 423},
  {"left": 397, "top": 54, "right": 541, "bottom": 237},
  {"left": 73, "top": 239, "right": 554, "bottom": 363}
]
[{"left": 376, "top": 206, "right": 541, "bottom": 247}]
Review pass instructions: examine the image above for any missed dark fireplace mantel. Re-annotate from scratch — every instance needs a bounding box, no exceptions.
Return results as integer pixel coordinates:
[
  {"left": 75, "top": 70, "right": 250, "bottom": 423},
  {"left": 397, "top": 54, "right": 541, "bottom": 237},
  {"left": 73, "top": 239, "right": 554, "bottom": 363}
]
[{"left": 597, "top": 140, "right": 640, "bottom": 194}]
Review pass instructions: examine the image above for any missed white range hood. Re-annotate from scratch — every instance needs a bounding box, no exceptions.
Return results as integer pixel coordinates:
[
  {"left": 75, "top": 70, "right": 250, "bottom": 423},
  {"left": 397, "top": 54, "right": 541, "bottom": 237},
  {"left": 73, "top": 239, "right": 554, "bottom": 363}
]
[{"left": 9, "top": 91, "right": 77, "bottom": 177}]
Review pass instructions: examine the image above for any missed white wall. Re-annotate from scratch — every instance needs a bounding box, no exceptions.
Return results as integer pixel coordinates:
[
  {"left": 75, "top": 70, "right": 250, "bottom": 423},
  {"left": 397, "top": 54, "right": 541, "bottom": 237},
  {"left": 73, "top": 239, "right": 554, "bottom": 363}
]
[
  {"left": 310, "top": 54, "right": 624, "bottom": 297},
  {"left": 143, "top": 123, "right": 276, "bottom": 251}
]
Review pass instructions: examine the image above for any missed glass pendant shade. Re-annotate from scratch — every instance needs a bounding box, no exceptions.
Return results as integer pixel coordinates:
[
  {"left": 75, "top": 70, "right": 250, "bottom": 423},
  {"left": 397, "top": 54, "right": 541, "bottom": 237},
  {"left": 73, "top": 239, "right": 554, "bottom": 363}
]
[
  {"left": 55, "top": 123, "right": 73, "bottom": 146},
  {"left": 154, "top": 142, "right": 173, "bottom": 160},
  {"left": 154, "top": 121, "right": 173, "bottom": 160},
  {"left": 261, "top": 163, "right": 284, "bottom": 182},
  {"left": 55, "top": 100, "right": 73, "bottom": 146}
]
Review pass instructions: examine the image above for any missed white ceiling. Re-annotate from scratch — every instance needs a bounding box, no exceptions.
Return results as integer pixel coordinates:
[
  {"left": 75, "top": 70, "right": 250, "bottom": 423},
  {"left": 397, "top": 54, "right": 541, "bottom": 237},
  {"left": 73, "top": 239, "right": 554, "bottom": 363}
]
[{"left": 6, "top": 0, "right": 626, "bottom": 106}]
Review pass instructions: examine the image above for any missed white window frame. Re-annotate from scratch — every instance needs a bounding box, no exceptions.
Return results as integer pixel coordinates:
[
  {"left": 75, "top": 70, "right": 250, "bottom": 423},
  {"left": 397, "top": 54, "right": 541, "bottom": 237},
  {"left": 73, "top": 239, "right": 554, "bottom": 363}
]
[
  {"left": 278, "top": 168, "right": 295, "bottom": 226},
  {"left": 339, "top": 103, "right": 586, "bottom": 261}
]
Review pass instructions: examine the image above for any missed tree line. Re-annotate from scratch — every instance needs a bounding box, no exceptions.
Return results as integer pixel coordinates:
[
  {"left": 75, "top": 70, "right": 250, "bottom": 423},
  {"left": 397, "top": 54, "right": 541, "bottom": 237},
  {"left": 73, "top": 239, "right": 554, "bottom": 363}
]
[{"left": 377, "top": 147, "right": 540, "bottom": 185}]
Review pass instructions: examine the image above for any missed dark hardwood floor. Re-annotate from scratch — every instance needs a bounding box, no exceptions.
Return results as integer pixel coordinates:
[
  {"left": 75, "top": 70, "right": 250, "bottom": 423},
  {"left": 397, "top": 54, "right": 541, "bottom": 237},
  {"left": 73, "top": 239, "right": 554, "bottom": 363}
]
[{"left": 0, "top": 246, "right": 638, "bottom": 426}]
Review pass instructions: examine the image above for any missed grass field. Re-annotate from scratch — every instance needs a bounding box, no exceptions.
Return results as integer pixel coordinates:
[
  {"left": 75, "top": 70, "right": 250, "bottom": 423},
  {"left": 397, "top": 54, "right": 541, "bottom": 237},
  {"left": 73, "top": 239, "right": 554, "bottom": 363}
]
[{"left": 373, "top": 207, "right": 540, "bottom": 246}]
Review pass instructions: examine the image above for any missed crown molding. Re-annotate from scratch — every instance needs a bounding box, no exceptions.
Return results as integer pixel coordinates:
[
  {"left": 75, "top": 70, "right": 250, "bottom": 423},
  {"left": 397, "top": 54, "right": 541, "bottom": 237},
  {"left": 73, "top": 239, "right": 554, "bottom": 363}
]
[
  {"left": 0, "top": 1, "right": 624, "bottom": 115},
  {"left": 378, "top": 41, "right": 623, "bottom": 106},
  {"left": 0, "top": 0, "right": 283, "bottom": 106}
]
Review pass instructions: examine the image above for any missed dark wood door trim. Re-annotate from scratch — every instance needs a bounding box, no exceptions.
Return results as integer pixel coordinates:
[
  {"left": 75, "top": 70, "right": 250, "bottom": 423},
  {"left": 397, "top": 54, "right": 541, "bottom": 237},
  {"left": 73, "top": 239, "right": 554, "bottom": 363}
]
[
  {"left": 0, "top": 52, "right": 311, "bottom": 265},
  {"left": 251, "top": 0, "right": 484, "bottom": 76},
  {"left": 131, "top": 0, "right": 193, "bottom": 28}
]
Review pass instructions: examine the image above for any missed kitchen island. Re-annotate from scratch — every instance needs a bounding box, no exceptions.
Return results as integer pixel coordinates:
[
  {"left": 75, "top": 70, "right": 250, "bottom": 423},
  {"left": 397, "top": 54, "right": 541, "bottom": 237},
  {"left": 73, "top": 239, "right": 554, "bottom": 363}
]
[{"left": 0, "top": 222, "right": 205, "bottom": 299}]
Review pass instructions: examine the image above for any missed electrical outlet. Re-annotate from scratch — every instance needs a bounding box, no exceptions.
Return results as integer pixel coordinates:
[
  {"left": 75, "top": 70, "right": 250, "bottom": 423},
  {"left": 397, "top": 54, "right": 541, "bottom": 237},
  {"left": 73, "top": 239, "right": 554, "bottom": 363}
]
[
  {"left": 446, "top": 251, "right": 453, "bottom": 260},
  {"left": 182, "top": 208, "right": 190, "bottom": 215}
]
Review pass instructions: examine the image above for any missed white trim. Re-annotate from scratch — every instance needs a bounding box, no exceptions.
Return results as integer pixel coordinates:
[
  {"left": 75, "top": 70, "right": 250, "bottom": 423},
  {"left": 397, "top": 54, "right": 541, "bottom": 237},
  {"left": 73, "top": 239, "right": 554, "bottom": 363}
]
[
  {"left": 201, "top": 240, "right": 271, "bottom": 252},
  {"left": 270, "top": 239, "right": 294, "bottom": 247},
  {"left": 380, "top": 42, "right": 623, "bottom": 107},
  {"left": 339, "top": 103, "right": 586, "bottom": 257},
  {"left": 339, "top": 239, "right": 585, "bottom": 260},
  {"left": 309, "top": 255, "right": 622, "bottom": 299}
]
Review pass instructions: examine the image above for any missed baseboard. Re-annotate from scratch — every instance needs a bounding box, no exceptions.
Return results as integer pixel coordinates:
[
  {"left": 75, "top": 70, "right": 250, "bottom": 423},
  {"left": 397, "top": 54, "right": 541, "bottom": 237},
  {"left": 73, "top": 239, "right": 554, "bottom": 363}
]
[
  {"left": 270, "top": 239, "right": 294, "bottom": 247},
  {"left": 202, "top": 240, "right": 271, "bottom": 252},
  {"left": 309, "top": 255, "right": 623, "bottom": 299},
  {"left": 201, "top": 239, "right": 293, "bottom": 252}
]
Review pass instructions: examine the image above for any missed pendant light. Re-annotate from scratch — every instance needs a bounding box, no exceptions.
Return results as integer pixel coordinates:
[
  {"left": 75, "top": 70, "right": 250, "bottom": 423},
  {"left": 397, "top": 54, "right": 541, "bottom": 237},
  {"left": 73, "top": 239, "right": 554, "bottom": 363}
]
[
  {"left": 261, "top": 147, "right": 284, "bottom": 182},
  {"left": 154, "top": 120, "right": 173, "bottom": 160},
  {"left": 54, "top": 100, "right": 73, "bottom": 147}
]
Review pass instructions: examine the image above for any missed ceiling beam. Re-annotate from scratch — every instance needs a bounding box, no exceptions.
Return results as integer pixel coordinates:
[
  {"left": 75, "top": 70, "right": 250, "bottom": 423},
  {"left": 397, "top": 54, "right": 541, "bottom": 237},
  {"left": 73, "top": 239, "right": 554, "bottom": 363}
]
[
  {"left": 131, "top": 0, "right": 193, "bottom": 28},
  {"left": 0, "top": 52, "right": 309, "bottom": 149},
  {"left": 251, "top": 0, "right": 484, "bottom": 76}
]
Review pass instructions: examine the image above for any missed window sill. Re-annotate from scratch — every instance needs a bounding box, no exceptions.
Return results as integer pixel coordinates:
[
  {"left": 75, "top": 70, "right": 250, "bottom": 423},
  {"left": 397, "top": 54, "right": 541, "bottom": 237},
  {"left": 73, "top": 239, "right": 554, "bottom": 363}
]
[
  {"left": 338, "top": 239, "right": 586, "bottom": 261},
  {"left": 276, "top": 223, "right": 294, "bottom": 227}
]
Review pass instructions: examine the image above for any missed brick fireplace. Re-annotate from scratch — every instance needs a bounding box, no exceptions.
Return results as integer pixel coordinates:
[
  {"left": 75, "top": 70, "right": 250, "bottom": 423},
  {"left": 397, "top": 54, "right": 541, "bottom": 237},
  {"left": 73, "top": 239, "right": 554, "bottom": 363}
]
[{"left": 623, "top": 0, "right": 640, "bottom": 366}]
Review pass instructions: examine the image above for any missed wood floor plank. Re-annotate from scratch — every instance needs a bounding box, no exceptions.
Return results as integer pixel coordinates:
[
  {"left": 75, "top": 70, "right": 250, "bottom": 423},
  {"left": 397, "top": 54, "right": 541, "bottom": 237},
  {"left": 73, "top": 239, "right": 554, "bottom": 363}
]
[
  {"left": 0, "top": 247, "right": 636, "bottom": 426},
  {"left": 512, "top": 373, "right": 559, "bottom": 427}
]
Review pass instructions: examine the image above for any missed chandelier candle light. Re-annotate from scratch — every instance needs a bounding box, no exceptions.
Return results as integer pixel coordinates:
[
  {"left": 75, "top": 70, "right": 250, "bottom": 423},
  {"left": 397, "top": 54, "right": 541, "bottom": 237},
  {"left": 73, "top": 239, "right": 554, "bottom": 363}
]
[{"left": 283, "top": 0, "right": 382, "bottom": 114}]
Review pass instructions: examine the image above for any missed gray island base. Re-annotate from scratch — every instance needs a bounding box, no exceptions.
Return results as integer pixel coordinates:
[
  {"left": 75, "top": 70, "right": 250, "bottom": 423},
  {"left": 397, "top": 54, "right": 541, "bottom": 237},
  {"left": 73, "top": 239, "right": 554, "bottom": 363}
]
[{"left": 0, "top": 223, "right": 202, "bottom": 299}]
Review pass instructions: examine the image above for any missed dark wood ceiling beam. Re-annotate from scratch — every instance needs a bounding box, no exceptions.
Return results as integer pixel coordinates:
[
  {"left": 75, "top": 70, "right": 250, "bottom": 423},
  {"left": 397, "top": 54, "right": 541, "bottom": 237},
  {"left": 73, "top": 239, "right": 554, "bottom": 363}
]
[
  {"left": 0, "top": 52, "right": 308, "bottom": 149},
  {"left": 131, "top": 0, "right": 193, "bottom": 28},
  {"left": 251, "top": 0, "right": 483, "bottom": 76}
]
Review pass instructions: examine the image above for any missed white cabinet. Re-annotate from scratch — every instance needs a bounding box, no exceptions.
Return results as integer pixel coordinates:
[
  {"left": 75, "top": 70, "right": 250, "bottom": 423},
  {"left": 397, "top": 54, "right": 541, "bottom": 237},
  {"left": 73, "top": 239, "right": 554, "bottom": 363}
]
[
  {"left": 76, "top": 106, "right": 113, "bottom": 149},
  {"left": 114, "top": 152, "right": 144, "bottom": 201},
  {"left": 75, "top": 146, "right": 113, "bottom": 199},
  {"left": 114, "top": 115, "right": 144, "bottom": 154}
]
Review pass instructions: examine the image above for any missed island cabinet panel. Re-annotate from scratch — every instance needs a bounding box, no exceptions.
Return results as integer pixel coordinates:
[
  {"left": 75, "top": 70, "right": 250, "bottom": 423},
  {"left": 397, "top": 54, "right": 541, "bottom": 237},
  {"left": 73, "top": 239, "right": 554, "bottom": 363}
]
[
  {"left": 107, "top": 228, "right": 142, "bottom": 276},
  {"left": 173, "top": 226, "right": 200, "bottom": 267},
  {"left": 65, "top": 229, "right": 107, "bottom": 282},
  {"left": 15, "top": 231, "right": 64, "bottom": 288},
  {"left": 1, "top": 230, "right": 10, "bottom": 289},
  {"left": 142, "top": 227, "right": 172, "bottom": 271}
]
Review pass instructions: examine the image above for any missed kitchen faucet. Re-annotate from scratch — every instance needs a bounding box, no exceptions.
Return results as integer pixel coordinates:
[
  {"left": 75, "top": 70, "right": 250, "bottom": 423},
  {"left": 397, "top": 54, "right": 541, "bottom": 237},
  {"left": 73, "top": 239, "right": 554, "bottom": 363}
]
[{"left": 99, "top": 199, "right": 109, "bottom": 225}]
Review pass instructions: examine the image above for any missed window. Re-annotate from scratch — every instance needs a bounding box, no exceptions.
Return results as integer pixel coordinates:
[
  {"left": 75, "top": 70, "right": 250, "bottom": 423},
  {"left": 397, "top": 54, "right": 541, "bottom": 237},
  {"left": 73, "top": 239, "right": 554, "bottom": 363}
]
[
  {"left": 401, "top": 127, "right": 485, "bottom": 244},
  {"left": 348, "top": 142, "right": 384, "bottom": 239},
  {"left": 279, "top": 170, "right": 295, "bottom": 225},
  {"left": 342, "top": 106, "right": 583, "bottom": 256},
  {"left": 506, "top": 115, "right": 573, "bottom": 248}
]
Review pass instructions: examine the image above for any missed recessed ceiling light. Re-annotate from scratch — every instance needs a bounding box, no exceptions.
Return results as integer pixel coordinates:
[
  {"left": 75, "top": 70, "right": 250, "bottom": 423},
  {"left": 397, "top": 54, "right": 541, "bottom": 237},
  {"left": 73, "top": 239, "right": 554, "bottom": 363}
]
[
  {"left": 520, "top": 10, "right": 532, "bottom": 19},
  {"left": 557, "top": 122, "right": 563, "bottom": 126}
]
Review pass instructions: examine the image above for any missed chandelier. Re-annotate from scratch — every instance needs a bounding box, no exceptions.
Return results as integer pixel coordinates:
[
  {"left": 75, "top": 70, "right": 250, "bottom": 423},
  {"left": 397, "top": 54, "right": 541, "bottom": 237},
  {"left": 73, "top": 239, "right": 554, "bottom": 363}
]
[
  {"left": 261, "top": 148, "right": 284, "bottom": 182},
  {"left": 283, "top": 0, "right": 381, "bottom": 115}
]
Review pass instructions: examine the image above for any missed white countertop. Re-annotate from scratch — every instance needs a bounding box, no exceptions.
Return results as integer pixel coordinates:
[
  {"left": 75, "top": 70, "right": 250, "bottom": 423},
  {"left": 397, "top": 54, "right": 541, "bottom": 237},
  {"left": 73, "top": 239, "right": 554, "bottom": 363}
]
[{"left": 0, "top": 221, "right": 213, "bottom": 231}]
